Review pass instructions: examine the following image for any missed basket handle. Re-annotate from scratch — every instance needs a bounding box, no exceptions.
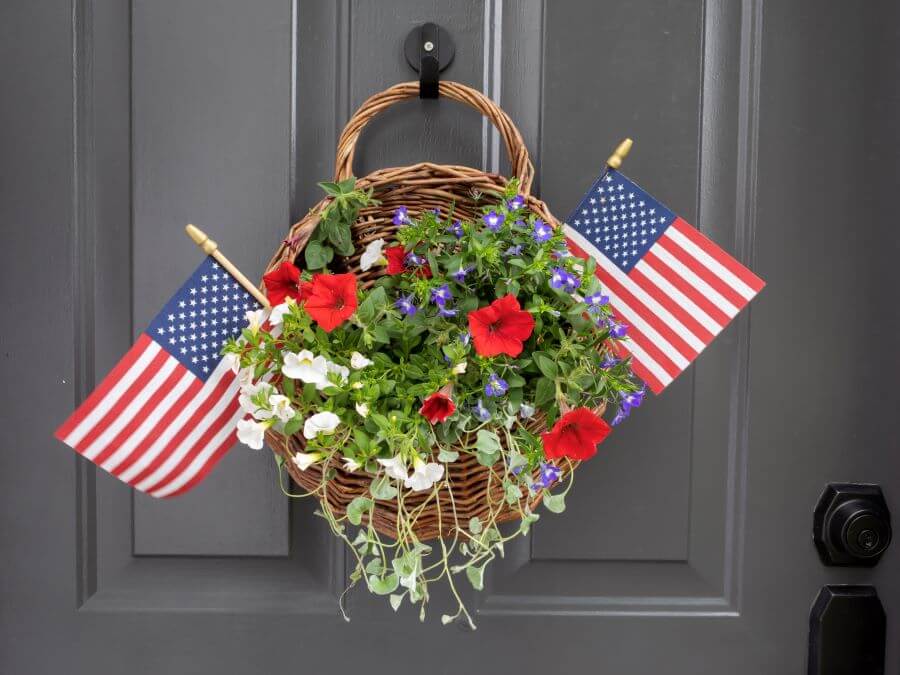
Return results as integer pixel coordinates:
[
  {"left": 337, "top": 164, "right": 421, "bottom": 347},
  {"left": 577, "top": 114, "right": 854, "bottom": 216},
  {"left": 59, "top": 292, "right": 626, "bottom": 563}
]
[{"left": 334, "top": 81, "right": 535, "bottom": 195}]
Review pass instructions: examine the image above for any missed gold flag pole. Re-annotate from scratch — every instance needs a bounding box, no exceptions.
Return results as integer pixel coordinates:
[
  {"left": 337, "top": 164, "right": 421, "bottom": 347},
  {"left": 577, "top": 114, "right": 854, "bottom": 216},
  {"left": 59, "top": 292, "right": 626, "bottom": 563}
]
[
  {"left": 184, "top": 224, "right": 271, "bottom": 309},
  {"left": 606, "top": 138, "right": 633, "bottom": 170}
]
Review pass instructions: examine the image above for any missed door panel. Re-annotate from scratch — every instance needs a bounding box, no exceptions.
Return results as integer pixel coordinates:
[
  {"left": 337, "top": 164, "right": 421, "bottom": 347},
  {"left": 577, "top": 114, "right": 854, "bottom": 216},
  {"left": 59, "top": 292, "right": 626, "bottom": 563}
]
[{"left": 2, "top": 0, "right": 899, "bottom": 673}]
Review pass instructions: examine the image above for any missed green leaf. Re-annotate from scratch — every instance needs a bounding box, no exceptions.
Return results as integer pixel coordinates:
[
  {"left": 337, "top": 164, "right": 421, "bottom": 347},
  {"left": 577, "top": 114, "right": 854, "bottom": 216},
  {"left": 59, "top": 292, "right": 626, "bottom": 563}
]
[
  {"left": 337, "top": 176, "right": 357, "bottom": 193},
  {"left": 305, "top": 240, "right": 333, "bottom": 269},
  {"left": 465, "top": 564, "right": 485, "bottom": 591},
  {"left": 282, "top": 376, "right": 295, "bottom": 399},
  {"left": 542, "top": 492, "right": 566, "bottom": 514},
  {"left": 353, "top": 428, "right": 371, "bottom": 451},
  {"left": 475, "top": 429, "right": 501, "bottom": 466},
  {"left": 519, "top": 511, "right": 540, "bottom": 535},
  {"left": 437, "top": 448, "right": 459, "bottom": 463},
  {"left": 389, "top": 594, "right": 404, "bottom": 612},
  {"left": 329, "top": 219, "right": 355, "bottom": 256},
  {"left": 368, "top": 573, "right": 399, "bottom": 595},
  {"left": 282, "top": 413, "right": 303, "bottom": 438},
  {"left": 318, "top": 181, "right": 342, "bottom": 196},
  {"left": 533, "top": 352, "right": 558, "bottom": 379},
  {"left": 356, "top": 296, "right": 376, "bottom": 324},
  {"left": 475, "top": 429, "right": 502, "bottom": 454},
  {"left": 357, "top": 287, "right": 387, "bottom": 324},
  {"left": 346, "top": 496, "right": 373, "bottom": 525},
  {"left": 534, "top": 377, "right": 555, "bottom": 406},
  {"left": 469, "top": 516, "right": 482, "bottom": 534},
  {"left": 370, "top": 475, "right": 398, "bottom": 500},
  {"left": 506, "top": 373, "right": 526, "bottom": 388}
]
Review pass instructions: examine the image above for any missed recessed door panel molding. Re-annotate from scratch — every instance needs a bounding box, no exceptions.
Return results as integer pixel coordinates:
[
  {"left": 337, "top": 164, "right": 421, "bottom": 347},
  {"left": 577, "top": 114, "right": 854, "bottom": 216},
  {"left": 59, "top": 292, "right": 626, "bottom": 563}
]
[
  {"left": 76, "top": 0, "right": 339, "bottom": 612},
  {"left": 480, "top": 0, "right": 751, "bottom": 615}
]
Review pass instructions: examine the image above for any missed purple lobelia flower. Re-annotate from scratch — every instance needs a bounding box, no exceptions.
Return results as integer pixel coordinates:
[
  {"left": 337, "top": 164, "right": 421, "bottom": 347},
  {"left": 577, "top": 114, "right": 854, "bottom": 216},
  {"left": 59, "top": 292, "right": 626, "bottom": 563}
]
[
  {"left": 459, "top": 330, "right": 471, "bottom": 346},
  {"left": 483, "top": 210, "right": 505, "bottom": 232},
  {"left": 507, "top": 194, "right": 525, "bottom": 211},
  {"left": 585, "top": 291, "right": 609, "bottom": 308},
  {"left": 611, "top": 407, "right": 629, "bottom": 426},
  {"left": 504, "top": 244, "right": 524, "bottom": 257},
  {"left": 535, "top": 462, "right": 563, "bottom": 489},
  {"left": 532, "top": 219, "right": 552, "bottom": 243},
  {"left": 484, "top": 373, "right": 508, "bottom": 397},
  {"left": 607, "top": 320, "right": 629, "bottom": 338},
  {"left": 599, "top": 355, "right": 620, "bottom": 369},
  {"left": 621, "top": 388, "right": 646, "bottom": 412},
  {"left": 451, "top": 265, "right": 474, "bottom": 283},
  {"left": 392, "top": 206, "right": 411, "bottom": 226},
  {"left": 447, "top": 220, "right": 464, "bottom": 239},
  {"left": 472, "top": 399, "right": 491, "bottom": 422},
  {"left": 430, "top": 284, "right": 453, "bottom": 306},
  {"left": 550, "top": 267, "right": 581, "bottom": 293},
  {"left": 404, "top": 251, "right": 425, "bottom": 267},
  {"left": 437, "top": 306, "right": 458, "bottom": 318},
  {"left": 472, "top": 398, "right": 492, "bottom": 422},
  {"left": 394, "top": 294, "right": 417, "bottom": 316}
]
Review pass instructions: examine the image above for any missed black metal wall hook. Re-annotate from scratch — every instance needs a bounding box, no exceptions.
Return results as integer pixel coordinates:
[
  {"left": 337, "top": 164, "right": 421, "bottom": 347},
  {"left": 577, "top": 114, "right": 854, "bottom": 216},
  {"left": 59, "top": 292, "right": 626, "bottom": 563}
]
[{"left": 404, "top": 23, "right": 455, "bottom": 99}]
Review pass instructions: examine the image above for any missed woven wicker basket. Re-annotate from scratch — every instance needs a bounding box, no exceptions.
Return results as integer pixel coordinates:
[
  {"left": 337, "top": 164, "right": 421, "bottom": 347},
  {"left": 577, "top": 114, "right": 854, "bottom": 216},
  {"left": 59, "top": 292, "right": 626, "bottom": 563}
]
[{"left": 264, "top": 81, "right": 575, "bottom": 541}]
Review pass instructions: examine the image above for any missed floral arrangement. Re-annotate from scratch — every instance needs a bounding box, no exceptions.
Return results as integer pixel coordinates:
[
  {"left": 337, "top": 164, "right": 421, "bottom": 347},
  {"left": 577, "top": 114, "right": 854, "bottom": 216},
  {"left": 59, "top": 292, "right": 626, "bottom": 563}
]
[{"left": 225, "top": 179, "right": 643, "bottom": 627}]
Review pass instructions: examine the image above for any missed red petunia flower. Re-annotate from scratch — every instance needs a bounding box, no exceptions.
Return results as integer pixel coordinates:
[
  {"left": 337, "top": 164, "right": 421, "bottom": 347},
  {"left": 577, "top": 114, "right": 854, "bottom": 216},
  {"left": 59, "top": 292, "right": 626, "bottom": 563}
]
[
  {"left": 467, "top": 294, "right": 535, "bottom": 358},
  {"left": 385, "top": 246, "right": 407, "bottom": 275},
  {"left": 303, "top": 273, "right": 358, "bottom": 332},
  {"left": 263, "top": 261, "right": 305, "bottom": 306},
  {"left": 419, "top": 390, "right": 456, "bottom": 424},
  {"left": 541, "top": 407, "right": 611, "bottom": 461}
]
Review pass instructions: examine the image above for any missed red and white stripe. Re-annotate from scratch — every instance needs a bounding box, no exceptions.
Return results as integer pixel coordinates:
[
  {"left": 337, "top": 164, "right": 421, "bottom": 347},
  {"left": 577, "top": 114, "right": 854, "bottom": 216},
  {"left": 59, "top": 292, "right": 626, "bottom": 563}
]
[
  {"left": 54, "top": 333, "right": 243, "bottom": 498},
  {"left": 565, "top": 217, "right": 765, "bottom": 394}
]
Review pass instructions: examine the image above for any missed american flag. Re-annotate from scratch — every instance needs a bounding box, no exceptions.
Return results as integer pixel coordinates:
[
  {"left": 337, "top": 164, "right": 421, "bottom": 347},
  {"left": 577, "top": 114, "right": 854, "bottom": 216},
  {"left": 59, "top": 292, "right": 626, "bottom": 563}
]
[
  {"left": 55, "top": 256, "right": 262, "bottom": 497},
  {"left": 564, "top": 169, "right": 765, "bottom": 394}
]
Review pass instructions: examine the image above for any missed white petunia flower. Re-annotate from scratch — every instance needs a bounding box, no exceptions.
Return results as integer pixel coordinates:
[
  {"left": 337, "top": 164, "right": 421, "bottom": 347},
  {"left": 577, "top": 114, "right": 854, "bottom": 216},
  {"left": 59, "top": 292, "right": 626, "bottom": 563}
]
[
  {"left": 268, "top": 394, "right": 295, "bottom": 423},
  {"left": 451, "top": 361, "right": 467, "bottom": 375},
  {"left": 404, "top": 456, "right": 445, "bottom": 492},
  {"left": 359, "top": 238, "right": 387, "bottom": 271},
  {"left": 269, "top": 299, "right": 294, "bottom": 326},
  {"left": 342, "top": 456, "right": 362, "bottom": 472},
  {"left": 355, "top": 402, "right": 369, "bottom": 418},
  {"left": 292, "top": 451, "right": 324, "bottom": 471},
  {"left": 236, "top": 418, "right": 269, "bottom": 450},
  {"left": 350, "top": 351, "right": 373, "bottom": 370},
  {"left": 377, "top": 456, "right": 408, "bottom": 482},
  {"left": 282, "top": 350, "right": 328, "bottom": 386},
  {"left": 238, "top": 381, "right": 275, "bottom": 419},
  {"left": 245, "top": 308, "right": 267, "bottom": 334},
  {"left": 318, "top": 361, "right": 349, "bottom": 390},
  {"left": 303, "top": 411, "right": 341, "bottom": 440}
]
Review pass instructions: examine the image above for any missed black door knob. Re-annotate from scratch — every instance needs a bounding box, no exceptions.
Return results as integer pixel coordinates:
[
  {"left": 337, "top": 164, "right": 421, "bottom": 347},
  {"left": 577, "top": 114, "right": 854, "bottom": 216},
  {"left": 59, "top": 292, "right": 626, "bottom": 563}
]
[{"left": 813, "top": 484, "right": 891, "bottom": 566}]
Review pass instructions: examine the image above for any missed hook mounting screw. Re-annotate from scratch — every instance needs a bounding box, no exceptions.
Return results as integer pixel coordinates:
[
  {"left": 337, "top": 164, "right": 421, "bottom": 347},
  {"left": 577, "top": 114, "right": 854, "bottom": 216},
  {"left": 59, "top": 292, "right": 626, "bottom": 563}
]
[{"left": 404, "top": 23, "right": 455, "bottom": 99}]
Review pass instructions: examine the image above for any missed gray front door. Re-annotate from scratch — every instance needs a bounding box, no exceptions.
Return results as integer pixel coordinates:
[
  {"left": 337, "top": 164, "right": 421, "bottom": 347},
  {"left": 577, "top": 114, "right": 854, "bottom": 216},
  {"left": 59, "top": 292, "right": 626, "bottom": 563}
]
[{"left": 3, "top": 1, "right": 898, "bottom": 673}]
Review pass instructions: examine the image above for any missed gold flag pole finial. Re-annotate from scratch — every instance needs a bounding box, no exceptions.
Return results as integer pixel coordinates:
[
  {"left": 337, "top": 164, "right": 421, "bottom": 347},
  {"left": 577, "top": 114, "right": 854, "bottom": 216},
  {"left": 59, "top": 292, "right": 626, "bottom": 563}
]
[
  {"left": 184, "top": 224, "right": 271, "bottom": 309},
  {"left": 606, "top": 138, "right": 633, "bottom": 170}
]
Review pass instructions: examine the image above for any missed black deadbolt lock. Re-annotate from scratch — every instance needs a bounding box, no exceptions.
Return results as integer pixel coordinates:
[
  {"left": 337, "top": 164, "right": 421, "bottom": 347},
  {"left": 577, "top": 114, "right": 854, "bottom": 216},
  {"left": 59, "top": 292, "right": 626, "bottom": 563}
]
[{"left": 813, "top": 483, "right": 891, "bottom": 566}]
